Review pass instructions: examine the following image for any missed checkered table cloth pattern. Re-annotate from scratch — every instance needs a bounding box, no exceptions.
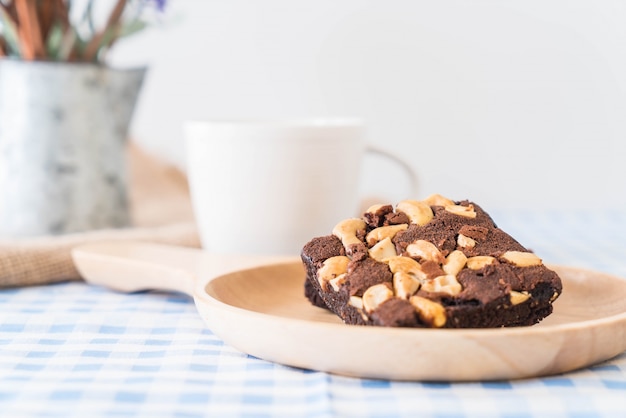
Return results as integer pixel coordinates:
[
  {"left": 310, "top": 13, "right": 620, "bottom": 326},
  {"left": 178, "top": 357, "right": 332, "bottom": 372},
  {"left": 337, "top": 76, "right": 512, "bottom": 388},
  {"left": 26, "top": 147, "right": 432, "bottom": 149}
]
[{"left": 1, "top": 210, "right": 625, "bottom": 418}]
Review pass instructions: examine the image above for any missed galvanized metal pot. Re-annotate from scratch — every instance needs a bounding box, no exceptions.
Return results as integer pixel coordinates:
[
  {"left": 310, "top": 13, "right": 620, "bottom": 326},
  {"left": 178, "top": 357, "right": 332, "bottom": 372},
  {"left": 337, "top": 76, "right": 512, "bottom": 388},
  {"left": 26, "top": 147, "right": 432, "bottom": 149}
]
[{"left": 0, "top": 60, "right": 145, "bottom": 237}]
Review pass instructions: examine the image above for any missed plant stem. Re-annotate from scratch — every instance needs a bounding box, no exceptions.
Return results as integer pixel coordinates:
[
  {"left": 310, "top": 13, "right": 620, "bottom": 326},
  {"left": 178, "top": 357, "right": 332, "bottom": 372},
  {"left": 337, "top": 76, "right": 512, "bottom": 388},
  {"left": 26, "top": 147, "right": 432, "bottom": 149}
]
[
  {"left": 14, "top": 0, "right": 44, "bottom": 60},
  {"left": 13, "top": 0, "right": 34, "bottom": 59},
  {"left": 53, "top": 0, "right": 70, "bottom": 30},
  {"left": 38, "top": 0, "right": 55, "bottom": 45},
  {"left": 82, "top": 0, "right": 127, "bottom": 62},
  {"left": 57, "top": 26, "right": 75, "bottom": 61}
]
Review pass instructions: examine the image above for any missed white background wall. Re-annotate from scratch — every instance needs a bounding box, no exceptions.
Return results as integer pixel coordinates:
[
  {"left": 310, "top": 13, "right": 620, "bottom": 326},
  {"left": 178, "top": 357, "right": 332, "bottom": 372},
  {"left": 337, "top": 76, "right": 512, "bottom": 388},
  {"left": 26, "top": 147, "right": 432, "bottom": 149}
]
[{"left": 111, "top": 0, "right": 626, "bottom": 210}]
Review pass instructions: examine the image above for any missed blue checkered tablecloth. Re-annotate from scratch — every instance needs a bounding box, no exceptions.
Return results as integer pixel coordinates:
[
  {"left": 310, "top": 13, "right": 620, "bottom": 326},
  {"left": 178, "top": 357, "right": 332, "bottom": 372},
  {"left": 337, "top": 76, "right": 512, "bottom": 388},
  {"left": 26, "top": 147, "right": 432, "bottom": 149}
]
[{"left": 1, "top": 210, "right": 625, "bottom": 418}]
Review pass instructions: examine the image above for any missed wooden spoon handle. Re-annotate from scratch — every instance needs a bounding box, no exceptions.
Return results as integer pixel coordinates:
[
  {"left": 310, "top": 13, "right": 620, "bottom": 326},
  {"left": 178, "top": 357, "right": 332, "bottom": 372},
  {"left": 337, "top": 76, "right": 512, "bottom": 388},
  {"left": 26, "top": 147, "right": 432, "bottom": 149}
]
[
  {"left": 72, "top": 242, "right": 297, "bottom": 296},
  {"left": 72, "top": 242, "right": 201, "bottom": 295}
]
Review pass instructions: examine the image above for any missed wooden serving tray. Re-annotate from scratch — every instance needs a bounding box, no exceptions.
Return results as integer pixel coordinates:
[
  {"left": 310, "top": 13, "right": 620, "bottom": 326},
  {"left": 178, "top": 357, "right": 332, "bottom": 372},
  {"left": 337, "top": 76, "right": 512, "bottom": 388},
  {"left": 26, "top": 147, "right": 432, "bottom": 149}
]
[{"left": 73, "top": 242, "right": 626, "bottom": 381}]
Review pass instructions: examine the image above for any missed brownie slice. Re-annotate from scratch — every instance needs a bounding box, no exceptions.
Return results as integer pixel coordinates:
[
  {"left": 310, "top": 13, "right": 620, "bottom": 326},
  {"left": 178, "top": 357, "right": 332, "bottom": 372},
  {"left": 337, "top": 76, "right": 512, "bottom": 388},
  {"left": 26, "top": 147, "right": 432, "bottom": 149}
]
[{"left": 300, "top": 194, "right": 562, "bottom": 328}]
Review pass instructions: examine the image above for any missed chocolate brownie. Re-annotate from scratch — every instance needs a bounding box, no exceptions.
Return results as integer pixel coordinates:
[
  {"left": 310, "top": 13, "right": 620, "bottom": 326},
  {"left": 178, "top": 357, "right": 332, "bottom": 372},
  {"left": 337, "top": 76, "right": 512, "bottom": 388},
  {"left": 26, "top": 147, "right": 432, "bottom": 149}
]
[{"left": 300, "top": 194, "right": 562, "bottom": 328}]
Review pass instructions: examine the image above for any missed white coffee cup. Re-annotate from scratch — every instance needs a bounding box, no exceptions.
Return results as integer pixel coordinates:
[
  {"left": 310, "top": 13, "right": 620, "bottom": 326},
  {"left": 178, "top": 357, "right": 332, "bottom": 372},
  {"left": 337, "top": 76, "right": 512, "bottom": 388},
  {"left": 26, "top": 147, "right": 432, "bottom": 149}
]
[{"left": 184, "top": 119, "right": 417, "bottom": 256}]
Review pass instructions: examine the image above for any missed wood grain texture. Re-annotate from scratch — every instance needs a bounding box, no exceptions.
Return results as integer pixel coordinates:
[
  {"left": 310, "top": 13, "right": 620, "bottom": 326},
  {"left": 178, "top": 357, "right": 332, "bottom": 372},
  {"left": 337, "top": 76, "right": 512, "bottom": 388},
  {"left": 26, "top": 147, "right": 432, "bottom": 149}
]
[{"left": 72, "top": 242, "right": 626, "bottom": 381}]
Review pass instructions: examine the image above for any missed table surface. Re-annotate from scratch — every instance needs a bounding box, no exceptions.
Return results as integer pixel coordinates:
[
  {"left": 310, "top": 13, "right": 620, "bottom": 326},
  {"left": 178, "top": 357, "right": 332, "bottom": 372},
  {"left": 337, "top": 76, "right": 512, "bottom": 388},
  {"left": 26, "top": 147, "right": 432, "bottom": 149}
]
[{"left": 1, "top": 210, "right": 625, "bottom": 418}]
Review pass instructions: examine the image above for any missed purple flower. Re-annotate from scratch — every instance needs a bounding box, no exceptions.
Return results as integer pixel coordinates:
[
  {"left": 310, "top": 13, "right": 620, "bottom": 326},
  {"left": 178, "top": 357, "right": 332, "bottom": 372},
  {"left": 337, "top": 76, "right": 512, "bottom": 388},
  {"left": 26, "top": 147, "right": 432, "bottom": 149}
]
[{"left": 150, "top": 0, "right": 167, "bottom": 12}]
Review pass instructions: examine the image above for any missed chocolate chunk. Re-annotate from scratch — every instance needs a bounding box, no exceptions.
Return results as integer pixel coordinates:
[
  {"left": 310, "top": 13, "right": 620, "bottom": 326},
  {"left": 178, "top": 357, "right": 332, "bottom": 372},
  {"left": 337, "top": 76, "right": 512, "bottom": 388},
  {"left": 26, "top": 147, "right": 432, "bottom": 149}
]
[
  {"left": 458, "top": 225, "right": 488, "bottom": 241},
  {"left": 456, "top": 266, "right": 510, "bottom": 305},
  {"left": 385, "top": 211, "right": 410, "bottom": 226},
  {"left": 363, "top": 205, "right": 394, "bottom": 228},
  {"left": 420, "top": 260, "right": 445, "bottom": 279},
  {"left": 347, "top": 242, "right": 369, "bottom": 261},
  {"left": 370, "top": 298, "right": 419, "bottom": 327},
  {"left": 301, "top": 235, "right": 344, "bottom": 266},
  {"left": 346, "top": 258, "right": 392, "bottom": 297}
]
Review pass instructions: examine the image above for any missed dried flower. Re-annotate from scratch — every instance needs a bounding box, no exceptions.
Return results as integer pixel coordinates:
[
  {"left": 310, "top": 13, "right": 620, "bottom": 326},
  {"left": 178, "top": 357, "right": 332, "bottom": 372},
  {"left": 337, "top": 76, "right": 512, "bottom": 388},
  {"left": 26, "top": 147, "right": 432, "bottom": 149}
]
[
  {"left": 0, "top": 0, "right": 166, "bottom": 62},
  {"left": 151, "top": 0, "right": 167, "bottom": 11}
]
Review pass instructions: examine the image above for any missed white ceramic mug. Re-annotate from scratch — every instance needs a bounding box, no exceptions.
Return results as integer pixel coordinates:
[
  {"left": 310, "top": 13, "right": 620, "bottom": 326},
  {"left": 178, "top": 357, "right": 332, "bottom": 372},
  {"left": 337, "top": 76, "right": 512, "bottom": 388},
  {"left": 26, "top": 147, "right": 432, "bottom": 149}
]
[{"left": 184, "top": 119, "right": 417, "bottom": 256}]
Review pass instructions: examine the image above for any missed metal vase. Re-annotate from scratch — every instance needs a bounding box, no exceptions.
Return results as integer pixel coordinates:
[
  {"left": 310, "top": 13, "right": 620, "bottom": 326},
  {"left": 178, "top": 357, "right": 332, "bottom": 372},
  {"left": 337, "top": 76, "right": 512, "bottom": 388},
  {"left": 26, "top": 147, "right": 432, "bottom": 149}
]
[{"left": 0, "top": 60, "right": 145, "bottom": 237}]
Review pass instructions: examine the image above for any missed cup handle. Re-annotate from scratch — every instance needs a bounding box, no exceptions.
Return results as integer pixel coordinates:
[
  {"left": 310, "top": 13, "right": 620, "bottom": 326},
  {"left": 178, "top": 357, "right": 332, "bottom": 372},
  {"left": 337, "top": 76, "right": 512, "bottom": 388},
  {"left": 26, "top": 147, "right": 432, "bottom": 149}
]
[{"left": 364, "top": 145, "right": 419, "bottom": 201}]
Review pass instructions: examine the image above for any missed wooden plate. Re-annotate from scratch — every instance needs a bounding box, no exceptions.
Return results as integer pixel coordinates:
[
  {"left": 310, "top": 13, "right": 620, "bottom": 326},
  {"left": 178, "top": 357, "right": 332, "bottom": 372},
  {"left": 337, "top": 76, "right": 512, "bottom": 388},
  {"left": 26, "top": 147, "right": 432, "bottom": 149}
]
[
  {"left": 73, "top": 243, "right": 626, "bottom": 381},
  {"left": 197, "top": 263, "right": 626, "bottom": 381}
]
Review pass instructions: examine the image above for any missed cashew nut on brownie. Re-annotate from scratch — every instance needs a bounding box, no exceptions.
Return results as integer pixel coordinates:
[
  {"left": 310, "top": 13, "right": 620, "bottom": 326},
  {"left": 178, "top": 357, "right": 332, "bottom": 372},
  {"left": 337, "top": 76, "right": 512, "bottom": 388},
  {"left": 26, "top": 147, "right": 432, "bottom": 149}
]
[{"left": 301, "top": 194, "right": 562, "bottom": 328}]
